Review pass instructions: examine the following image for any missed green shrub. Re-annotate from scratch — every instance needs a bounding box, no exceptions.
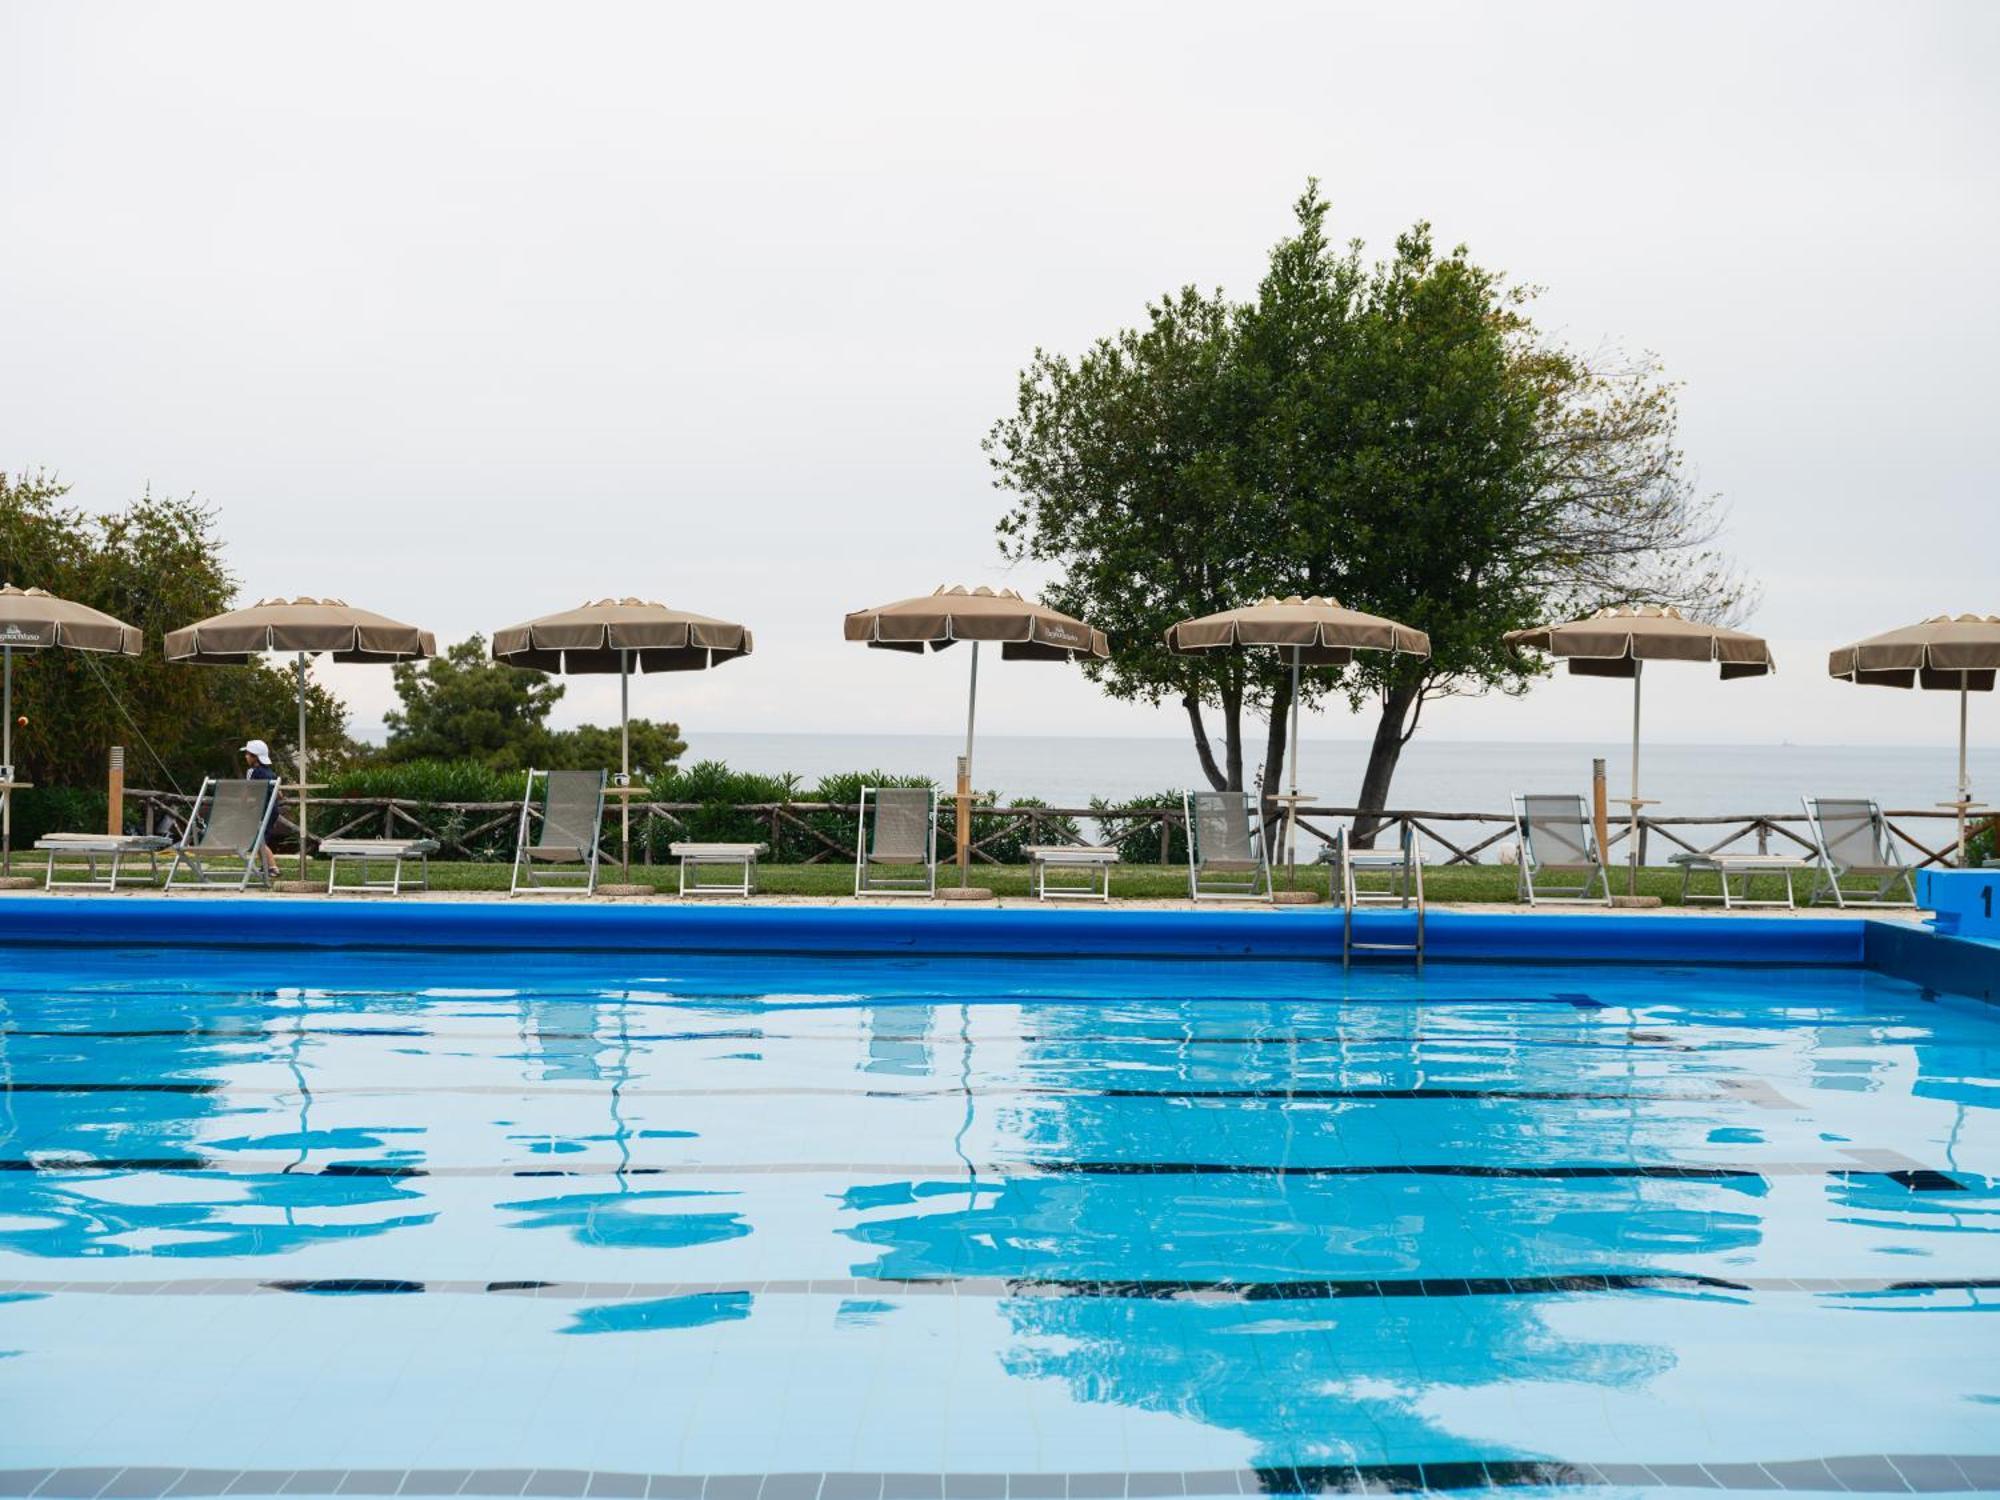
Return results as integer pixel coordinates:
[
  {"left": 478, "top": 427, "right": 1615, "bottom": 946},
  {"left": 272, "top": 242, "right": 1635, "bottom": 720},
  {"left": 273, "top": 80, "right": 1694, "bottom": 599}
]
[
  {"left": 5, "top": 786, "right": 111, "bottom": 848},
  {"left": 325, "top": 759, "right": 527, "bottom": 804},
  {"left": 1091, "top": 788, "right": 1189, "bottom": 865},
  {"left": 1969, "top": 817, "right": 1997, "bottom": 867}
]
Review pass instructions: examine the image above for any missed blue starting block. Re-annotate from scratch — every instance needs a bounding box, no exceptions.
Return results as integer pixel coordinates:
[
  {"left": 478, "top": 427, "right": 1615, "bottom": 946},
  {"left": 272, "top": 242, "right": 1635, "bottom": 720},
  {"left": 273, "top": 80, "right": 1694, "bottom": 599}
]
[{"left": 1916, "top": 868, "right": 2000, "bottom": 939}]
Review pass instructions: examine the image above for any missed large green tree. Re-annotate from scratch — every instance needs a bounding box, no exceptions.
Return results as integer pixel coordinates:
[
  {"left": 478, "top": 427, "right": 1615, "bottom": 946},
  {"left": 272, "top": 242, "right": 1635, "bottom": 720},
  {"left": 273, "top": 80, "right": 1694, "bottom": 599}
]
[
  {"left": 0, "top": 471, "right": 349, "bottom": 794},
  {"left": 989, "top": 185, "right": 1739, "bottom": 832},
  {"left": 382, "top": 635, "right": 686, "bottom": 775}
]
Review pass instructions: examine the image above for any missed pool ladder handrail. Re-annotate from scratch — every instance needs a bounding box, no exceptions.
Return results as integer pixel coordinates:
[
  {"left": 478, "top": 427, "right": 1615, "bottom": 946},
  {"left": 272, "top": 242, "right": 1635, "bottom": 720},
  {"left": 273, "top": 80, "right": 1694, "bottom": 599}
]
[{"left": 1336, "top": 823, "right": 1426, "bottom": 967}]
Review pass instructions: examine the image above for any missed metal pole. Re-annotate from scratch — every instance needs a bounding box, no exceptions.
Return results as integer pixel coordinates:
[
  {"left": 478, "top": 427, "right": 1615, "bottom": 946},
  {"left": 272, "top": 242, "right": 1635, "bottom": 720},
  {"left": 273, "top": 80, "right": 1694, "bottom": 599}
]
[
  {"left": 1959, "top": 680, "right": 1971, "bottom": 867},
  {"left": 295, "top": 651, "right": 309, "bottom": 883},
  {"left": 2, "top": 644, "right": 11, "bottom": 877},
  {"left": 1628, "top": 660, "right": 1643, "bottom": 896},
  {"left": 620, "top": 648, "right": 632, "bottom": 881},
  {"left": 1286, "top": 644, "right": 1302, "bottom": 885},
  {"left": 958, "top": 641, "right": 979, "bottom": 889}
]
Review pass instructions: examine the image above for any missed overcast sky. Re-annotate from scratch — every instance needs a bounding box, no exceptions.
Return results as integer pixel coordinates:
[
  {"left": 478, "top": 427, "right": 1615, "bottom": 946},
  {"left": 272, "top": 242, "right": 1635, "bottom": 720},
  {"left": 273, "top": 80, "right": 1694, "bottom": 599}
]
[{"left": 2, "top": 1, "right": 1994, "bottom": 754}]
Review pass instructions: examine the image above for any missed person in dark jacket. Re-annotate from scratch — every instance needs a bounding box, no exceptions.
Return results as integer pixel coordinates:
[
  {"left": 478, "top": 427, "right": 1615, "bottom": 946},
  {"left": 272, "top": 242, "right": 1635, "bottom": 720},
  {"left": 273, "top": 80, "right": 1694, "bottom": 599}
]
[{"left": 241, "top": 738, "right": 282, "bottom": 880}]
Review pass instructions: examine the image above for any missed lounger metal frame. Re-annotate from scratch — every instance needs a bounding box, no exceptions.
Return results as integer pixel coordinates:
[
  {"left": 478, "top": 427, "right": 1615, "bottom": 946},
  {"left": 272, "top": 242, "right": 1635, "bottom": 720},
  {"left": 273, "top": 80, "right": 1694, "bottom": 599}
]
[
  {"left": 1512, "top": 793, "right": 1613, "bottom": 906},
  {"left": 671, "top": 842, "right": 766, "bottom": 898},
  {"left": 854, "top": 787, "right": 938, "bottom": 897},
  {"left": 1184, "top": 789, "right": 1273, "bottom": 902},
  {"left": 37, "top": 834, "right": 172, "bottom": 891},
  {"left": 324, "top": 839, "right": 439, "bottom": 895},
  {"left": 165, "top": 777, "right": 279, "bottom": 892},
  {"left": 1801, "top": 796, "right": 1917, "bottom": 908},
  {"left": 511, "top": 768, "right": 607, "bottom": 897}
]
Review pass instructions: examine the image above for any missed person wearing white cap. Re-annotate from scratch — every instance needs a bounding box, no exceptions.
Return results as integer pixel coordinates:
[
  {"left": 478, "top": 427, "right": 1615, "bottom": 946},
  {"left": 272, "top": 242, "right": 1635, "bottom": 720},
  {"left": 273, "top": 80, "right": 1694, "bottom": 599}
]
[{"left": 241, "top": 739, "right": 282, "bottom": 879}]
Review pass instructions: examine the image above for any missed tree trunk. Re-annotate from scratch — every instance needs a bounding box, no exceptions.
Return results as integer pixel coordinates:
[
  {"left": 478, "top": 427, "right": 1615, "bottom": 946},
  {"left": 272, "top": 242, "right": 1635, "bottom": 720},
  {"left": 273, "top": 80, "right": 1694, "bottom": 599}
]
[
  {"left": 1182, "top": 691, "right": 1227, "bottom": 792},
  {"left": 1257, "top": 675, "right": 1290, "bottom": 843},
  {"left": 1183, "top": 670, "right": 1248, "bottom": 792},
  {"left": 1349, "top": 680, "right": 1423, "bottom": 849}
]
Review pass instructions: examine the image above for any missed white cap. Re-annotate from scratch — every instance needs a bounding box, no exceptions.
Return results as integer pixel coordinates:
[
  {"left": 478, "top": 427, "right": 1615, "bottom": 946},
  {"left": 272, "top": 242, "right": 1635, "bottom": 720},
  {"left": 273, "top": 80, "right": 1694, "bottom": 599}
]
[{"left": 241, "top": 739, "right": 271, "bottom": 764}]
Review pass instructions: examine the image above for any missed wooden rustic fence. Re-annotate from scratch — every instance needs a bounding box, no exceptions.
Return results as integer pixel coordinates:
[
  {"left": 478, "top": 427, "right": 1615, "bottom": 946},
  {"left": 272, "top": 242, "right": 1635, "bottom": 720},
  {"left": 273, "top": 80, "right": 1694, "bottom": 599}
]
[{"left": 120, "top": 788, "right": 1989, "bottom": 869}]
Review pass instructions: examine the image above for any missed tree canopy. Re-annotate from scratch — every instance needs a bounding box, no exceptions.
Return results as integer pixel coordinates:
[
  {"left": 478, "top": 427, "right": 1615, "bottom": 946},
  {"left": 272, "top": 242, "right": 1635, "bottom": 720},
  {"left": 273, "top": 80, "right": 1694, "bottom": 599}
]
[
  {"left": 0, "top": 470, "right": 348, "bottom": 792},
  {"left": 381, "top": 635, "right": 687, "bottom": 776},
  {"left": 988, "top": 183, "right": 1739, "bottom": 826}
]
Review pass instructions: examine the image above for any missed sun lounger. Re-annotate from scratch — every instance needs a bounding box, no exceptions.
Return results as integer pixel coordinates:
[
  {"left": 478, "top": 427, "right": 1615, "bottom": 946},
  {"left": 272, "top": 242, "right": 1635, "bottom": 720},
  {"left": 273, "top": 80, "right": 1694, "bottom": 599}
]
[
  {"left": 855, "top": 787, "right": 937, "bottom": 897},
  {"left": 1025, "top": 844, "right": 1117, "bottom": 901},
  {"left": 1669, "top": 850, "right": 1811, "bottom": 909},
  {"left": 322, "top": 837, "right": 440, "bottom": 895},
  {"left": 1512, "top": 793, "right": 1612, "bottom": 906},
  {"left": 165, "top": 777, "right": 279, "bottom": 891},
  {"left": 511, "top": 768, "right": 607, "bottom": 896},
  {"left": 670, "top": 841, "right": 766, "bottom": 896},
  {"left": 1802, "top": 797, "right": 1917, "bottom": 907},
  {"left": 35, "top": 832, "right": 173, "bottom": 891},
  {"left": 1184, "top": 789, "right": 1272, "bottom": 902}
]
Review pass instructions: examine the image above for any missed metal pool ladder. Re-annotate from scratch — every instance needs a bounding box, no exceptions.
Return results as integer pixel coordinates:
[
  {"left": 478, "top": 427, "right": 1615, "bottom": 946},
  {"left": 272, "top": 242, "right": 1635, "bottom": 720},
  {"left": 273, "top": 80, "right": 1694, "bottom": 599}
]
[{"left": 1336, "top": 823, "right": 1426, "bottom": 967}]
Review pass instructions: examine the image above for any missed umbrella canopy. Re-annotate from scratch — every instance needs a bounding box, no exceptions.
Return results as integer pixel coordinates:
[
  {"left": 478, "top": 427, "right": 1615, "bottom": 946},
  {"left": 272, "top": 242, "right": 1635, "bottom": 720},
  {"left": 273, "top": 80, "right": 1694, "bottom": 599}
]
[
  {"left": 491, "top": 598, "right": 753, "bottom": 674},
  {"left": 1828, "top": 614, "right": 2000, "bottom": 691},
  {"left": 163, "top": 596, "right": 435, "bottom": 664},
  {"left": 166, "top": 597, "right": 434, "bottom": 882},
  {"left": 492, "top": 599, "right": 755, "bottom": 883},
  {"left": 1, "top": 584, "right": 145, "bottom": 654},
  {"left": 1165, "top": 595, "right": 1430, "bottom": 664},
  {"left": 0, "top": 585, "right": 145, "bottom": 875},
  {"left": 844, "top": 585, "right": 1109, "bottom": 660},
  {"left": 843, "top": 586, "right": 1108, "bottom": 892},
  {"left": 1507, "top": 605, "right": 1773, "bottom": 894},
  {"left": 1829, "top": 614, "right": 2000, "bottom": 864},
  {"left": 1503, "top": 604, "right": 1773, "bottom": 678}
]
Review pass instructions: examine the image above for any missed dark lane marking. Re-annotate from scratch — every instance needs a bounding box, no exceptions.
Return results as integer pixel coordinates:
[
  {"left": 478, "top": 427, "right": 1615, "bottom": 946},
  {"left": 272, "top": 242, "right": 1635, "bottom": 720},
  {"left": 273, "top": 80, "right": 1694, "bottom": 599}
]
[
  {"left": 1873, "top": 1168, "right": 1970, "bottom": 1192},
  {"left": 6, "top": 1272, "right": 1993, "bottom": 1301},
  {"left": 0, "top": 1156, "right": 1976, "bottom": 1189},
  {"left": 0, "top": 1455, "right": 1993, "bottom": 1495}
]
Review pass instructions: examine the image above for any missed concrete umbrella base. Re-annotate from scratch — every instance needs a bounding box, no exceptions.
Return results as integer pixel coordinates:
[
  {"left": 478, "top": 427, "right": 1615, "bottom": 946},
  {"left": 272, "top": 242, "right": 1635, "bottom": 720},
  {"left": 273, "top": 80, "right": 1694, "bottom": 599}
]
[
  {"left": 937, "top": 885, "right": 996, "bottom": 902},
  {"left": 1611, "top": 893, "right": 1663, "bottom": 909},
  {"left": 1271, "top": 890, "right": 1321, "bottom": 906},
  {"left": 597, "top": 883, "right": 654, "bottom": 898},
  {"left": 273, "top": 880, "right": 320, "bottom": 894},
  {"left": 0, "top": 875, "right": 38, "bottom": 891}
]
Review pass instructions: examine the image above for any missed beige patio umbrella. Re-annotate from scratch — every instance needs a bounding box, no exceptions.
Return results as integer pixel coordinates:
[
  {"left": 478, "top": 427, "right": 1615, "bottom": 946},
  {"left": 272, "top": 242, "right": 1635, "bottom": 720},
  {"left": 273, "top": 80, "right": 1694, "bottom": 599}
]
[
  {"left": 491, "top": 598, "right": 754, "bottom": 882},
  {"left": 165, "top": 597, "right": 436, "bottom": 882},
  {"left": 1506, "top": 604, "right": 1773, "bottom": 893},
  {"left": 0, "top": 584, "right": 145, "bottom": 876},
  {"left": 1830, "top": 613, "right": 2000, "bottom": 865},
  {"left": 843, "top": 585, "right": 1110, "bottom": 891},
  {"left": 1165, "top": 596, "right": 1432, "bottom": 880}
]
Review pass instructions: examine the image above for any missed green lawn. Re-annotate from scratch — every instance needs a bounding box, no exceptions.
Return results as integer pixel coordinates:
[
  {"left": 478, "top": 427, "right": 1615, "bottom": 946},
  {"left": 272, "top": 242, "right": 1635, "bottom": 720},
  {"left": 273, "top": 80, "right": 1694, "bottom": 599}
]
[{"left": 235, "top": 858, "right": 1816, "bottom": 906}]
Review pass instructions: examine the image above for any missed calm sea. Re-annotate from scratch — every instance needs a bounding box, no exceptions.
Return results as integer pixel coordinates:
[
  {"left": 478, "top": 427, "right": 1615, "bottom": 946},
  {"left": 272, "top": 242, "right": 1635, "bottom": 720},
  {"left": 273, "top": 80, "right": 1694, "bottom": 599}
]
[{"left": 682, "top": 731, "right": 1993, "bottom": 819}]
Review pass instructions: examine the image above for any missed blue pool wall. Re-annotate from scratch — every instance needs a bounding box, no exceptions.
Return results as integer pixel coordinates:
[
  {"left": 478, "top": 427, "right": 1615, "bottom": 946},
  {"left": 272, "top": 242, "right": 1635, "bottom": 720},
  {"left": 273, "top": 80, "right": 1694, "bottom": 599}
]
[{"left": 0, "top": 897, "right": 1873, "bottom": 965}]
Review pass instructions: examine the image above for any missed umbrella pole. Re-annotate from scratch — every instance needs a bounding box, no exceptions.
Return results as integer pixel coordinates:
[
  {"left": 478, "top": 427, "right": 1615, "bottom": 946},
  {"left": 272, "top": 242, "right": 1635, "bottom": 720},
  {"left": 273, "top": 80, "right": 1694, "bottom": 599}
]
[
  {"left": 1958, "top": 680, "right": 1970, "bottom": 867},
  {"left": 295, "top": 652, "right": 309, "bottom": 884},
  {"left": 958, "top": 641, "right": 979, "bottom": 889},
  {"left": 2, "top": 644, "right": 11, "bottom": 877},
  {"left": 620, "top": 648, "right": 632, "bottom": 882},
  {"left": 1628, "top": 661, "right": 1643, "bottom": 896},
  {"left": 1286, "top": 644, "right": 1301, "bottom": 888}
]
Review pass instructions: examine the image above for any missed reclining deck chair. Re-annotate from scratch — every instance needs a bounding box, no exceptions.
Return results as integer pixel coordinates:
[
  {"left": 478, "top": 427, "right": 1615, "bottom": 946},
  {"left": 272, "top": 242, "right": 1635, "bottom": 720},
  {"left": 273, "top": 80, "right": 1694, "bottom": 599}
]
[
  {"left": 854, "top": 786, "right": 937, "bottom": 897},
  {"left": 165, "top": 777, "right": 280, "bottom": 891},
  {"left": 511, "top": 768, "right": 607, "bottom": 896},
  {"left": 1184, "top": 789, "right": 1272, "bottom": 901},
  {"left": 1512, "top": 793, "right": 1612, "bottom": 906},
  {"left": 1802, "top": 796, "right": 1917, "bottom": 907}
]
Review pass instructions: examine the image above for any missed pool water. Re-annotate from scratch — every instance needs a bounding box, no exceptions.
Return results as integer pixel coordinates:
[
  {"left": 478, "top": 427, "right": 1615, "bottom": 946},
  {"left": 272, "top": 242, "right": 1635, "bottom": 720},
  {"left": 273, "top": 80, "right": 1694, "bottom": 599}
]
[{"left": 0, "top": 947, "right": 1996, "bottom": 1495}]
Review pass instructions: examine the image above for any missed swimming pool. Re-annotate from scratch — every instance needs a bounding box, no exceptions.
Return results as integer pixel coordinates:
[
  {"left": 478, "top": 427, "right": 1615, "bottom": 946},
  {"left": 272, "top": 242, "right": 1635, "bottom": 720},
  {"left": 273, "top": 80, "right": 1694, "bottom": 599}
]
[{"left": 1, "top": 937, "right": 1996, "bottom": 1495}]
